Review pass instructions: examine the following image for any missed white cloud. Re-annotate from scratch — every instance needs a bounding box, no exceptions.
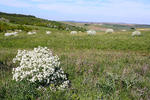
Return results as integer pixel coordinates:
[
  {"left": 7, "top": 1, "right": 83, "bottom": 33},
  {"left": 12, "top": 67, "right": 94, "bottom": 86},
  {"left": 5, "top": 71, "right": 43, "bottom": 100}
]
[{"left": 0, "top": 0, "right": 32, "bottom": 7}]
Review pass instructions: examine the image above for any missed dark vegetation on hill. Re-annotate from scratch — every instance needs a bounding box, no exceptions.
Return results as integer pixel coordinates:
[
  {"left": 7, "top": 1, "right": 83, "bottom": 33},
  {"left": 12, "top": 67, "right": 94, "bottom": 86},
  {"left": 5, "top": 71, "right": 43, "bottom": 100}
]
[
  {"left": 100, "top": 24, "right": 150, "bottom": 30},
  {"left": 100, "top": 24, "right": 134, "bottom": 30},
  {"left": 0, "top": 12, "right": 86, "bottom": 32},
  {"left": 64, "top": 21, "right": 150, "bottom": 31},
  {"left": 0, "top": 21, "right": 33, "bottom": 32}
]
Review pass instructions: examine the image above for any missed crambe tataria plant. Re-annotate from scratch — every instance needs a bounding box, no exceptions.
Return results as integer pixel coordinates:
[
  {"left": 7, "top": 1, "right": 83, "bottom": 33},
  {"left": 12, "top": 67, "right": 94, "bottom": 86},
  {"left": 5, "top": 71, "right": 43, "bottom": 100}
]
[
  {"left": 46, "top": 31, "right": 51, "bottom": 35},
  {"left": 132, "top": 31, "right": 141, "bottom": 36},
  {"left": 27, "top": 31, "right": 36, "bottom": 35},
  {"left": 12, "top": 46, "right": 69, "bottom": 90},
  {"left": 105, "top": 29, "right": 114, "bottom": 34},
  {"left": 87, "top": 30, "right": 96, "bottom": 35},
  {"left": 4, "top": 32, "right": 18, "bottom": 36},
  {"left": 70, "top": 31, "right": 77, "bottom": 34}
]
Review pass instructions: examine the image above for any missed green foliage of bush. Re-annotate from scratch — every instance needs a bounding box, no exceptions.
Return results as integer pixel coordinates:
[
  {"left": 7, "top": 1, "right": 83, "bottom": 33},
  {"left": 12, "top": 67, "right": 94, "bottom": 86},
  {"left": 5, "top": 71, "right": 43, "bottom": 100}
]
[
  {"left": 0, "top": 21, "right": 32, "bottom": 32},
  {"left": 0, "top": 80, "right": 80, "bottom": 100},
  {"left": 0, "top": 21, "right": 9, "bottom": 32}
]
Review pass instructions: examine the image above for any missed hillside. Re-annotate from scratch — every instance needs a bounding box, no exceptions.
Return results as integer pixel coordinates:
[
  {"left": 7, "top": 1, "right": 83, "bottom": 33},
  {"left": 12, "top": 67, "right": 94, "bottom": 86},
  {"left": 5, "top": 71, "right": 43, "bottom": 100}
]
[{"left": 0, "top": 12, "right": 86, "bottom": 32}]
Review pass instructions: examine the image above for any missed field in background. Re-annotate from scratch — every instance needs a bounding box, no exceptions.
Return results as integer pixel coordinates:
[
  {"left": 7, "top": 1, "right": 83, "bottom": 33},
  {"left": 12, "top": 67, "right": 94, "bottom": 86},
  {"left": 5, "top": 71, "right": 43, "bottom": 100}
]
[{"left": 62, "top": 21, "right": 150, "bottom": 32}]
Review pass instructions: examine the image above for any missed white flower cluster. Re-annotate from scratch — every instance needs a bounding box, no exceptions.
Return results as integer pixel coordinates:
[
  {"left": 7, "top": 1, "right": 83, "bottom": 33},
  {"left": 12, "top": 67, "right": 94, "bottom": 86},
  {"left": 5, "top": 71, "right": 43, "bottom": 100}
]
[
  {"left": 122, "top": 30, "right": 126, "bottom": 32},
  {"left": 46, "top": 31, "right": 51, "bottom": 35},
  {"left": 70, "top": 31, "right": 77, "bottom": 34},
  {"left": 132, "top": 31, "right": 141, "bottom": 36},
  {"left": 12, "top": 46, "right": 69, "bottom": 90},
  {"left": 105, "top": 29, "right": 114, "bottom": 34},
  {"left": 4, "top": 32, "right": 18, "bottom": 36},
  {"left": 27, "top": 31, "right": 36, "bottom": 35},
  {"left": 87, "top": 30, "right": 96, "bottom": 35}
]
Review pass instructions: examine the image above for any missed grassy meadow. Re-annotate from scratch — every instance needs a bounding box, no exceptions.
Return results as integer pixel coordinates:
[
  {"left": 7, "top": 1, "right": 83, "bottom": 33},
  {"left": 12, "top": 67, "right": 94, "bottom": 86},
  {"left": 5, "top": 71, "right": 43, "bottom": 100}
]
[{"left": 0, "top": 24, "right": 150, "bottom": 100}]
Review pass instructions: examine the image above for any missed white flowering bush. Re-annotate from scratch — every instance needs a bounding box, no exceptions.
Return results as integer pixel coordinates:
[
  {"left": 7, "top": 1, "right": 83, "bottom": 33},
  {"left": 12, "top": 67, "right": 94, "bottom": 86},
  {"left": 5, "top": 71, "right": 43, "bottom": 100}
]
[
  {"left": 87, "top": 30, "right": 96, "bottom": 35},
  {"left": 70, "top": 31, "right": 77, "bottom": 34},
  {"left": 122, "top": 30, "right": 126, "bottom": 32},
  {"left": 4, "top": 32, "right": 18, "bottom": 36},
  {"left": 46, "top": 31, "right": 51, "bottom": 35},
  {"left": 12, "top": 46, "right": 69, "bottom": 90},
  {"left": 132, "top": 31, "right": 141, "bottom": 36},
  {"left": 27, "top": 31, "right": 36, "bottom": 35},
  {"left": 105, "top": 29, "right": 114, "bottom": 34}
]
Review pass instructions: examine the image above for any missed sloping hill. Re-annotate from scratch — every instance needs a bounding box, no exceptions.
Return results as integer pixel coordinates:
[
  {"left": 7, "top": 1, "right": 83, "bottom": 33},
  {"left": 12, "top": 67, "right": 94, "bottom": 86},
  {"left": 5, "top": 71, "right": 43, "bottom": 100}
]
[{"left": 0, "top": 12, "right": 86, "bottom": 32}]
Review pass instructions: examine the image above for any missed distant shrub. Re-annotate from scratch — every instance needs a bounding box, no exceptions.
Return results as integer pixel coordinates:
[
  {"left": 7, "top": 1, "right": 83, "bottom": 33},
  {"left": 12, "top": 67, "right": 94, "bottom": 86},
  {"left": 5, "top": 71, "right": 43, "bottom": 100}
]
[
  {"left": 17, "top": 25, "right": 32, "bottom": 32},
  {"left": 84, "top": 24, "right": 89, "bottom": 26},
  {"left": 12, "top": 46, "right": 70, "bottom": 90},
  {"left": 105, "top": 29, "right": 114, "bottom": 33},
  {"left": 4, "top": 32, "right": 18, "bottom": 37},
  {"left": 132, "top": 31, "right": 141, "bottom": 36},
  {"left": 131, "top": 27, "right": 136, "bottom": 30},
  {"left": 27, "top": 31, "right": 37, "bottom": 35},
  {"left": 0, "top": 21, "right": 32, "bottom": 32},
  {"left": 0, "top": 21, "right": 10, "bottom": 32},
  {"left": 122, "top": 30, "right": 126, "bottom": 32},
  {"left": 87, "top": 30, "right": 96, "bottom": 35},
  {"left": 46, "top": 31, "right": 51, "bottom": 35},
  {"left": 70, "top": 31, "right": 77, "bottom": 34}
]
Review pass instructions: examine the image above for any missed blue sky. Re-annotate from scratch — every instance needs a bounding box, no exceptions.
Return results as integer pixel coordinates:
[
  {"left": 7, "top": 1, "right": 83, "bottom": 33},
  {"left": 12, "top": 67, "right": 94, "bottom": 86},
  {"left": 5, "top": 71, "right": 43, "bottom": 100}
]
[{"left": 0, "top": 0, "right": 150, "bottom": 24}]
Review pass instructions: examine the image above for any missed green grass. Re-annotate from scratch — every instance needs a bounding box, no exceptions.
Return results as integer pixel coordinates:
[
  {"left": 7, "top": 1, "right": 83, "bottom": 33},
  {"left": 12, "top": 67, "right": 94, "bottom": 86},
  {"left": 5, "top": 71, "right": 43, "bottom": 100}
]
[
  {"left": 0, "top": 26, "right": 150, "bottom": 100},
  {"left": 0, "top": 29, "right": 150, "bottom": 52}
]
